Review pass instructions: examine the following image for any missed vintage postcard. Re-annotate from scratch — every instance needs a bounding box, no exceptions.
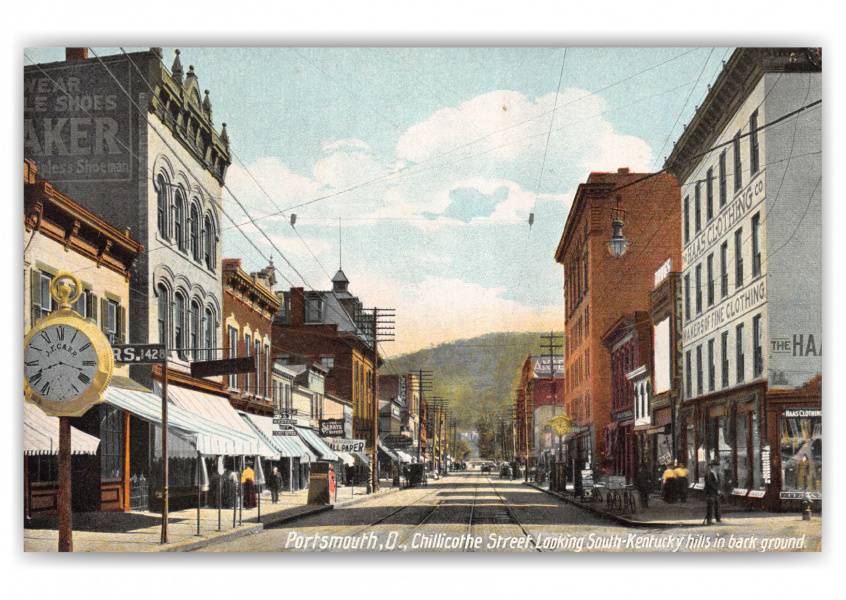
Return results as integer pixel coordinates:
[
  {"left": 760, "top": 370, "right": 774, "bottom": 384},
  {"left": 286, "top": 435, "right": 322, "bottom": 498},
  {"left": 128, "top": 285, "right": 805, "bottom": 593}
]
[{"left": 22, "top": 46, "right": 821, "bottom": 554}]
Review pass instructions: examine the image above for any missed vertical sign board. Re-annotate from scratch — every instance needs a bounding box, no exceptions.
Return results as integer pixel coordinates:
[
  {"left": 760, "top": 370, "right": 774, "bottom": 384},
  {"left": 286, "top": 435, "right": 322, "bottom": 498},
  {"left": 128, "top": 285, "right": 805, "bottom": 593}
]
[{"left": 24, "top": 59, "right": 133, "bottom": 183}]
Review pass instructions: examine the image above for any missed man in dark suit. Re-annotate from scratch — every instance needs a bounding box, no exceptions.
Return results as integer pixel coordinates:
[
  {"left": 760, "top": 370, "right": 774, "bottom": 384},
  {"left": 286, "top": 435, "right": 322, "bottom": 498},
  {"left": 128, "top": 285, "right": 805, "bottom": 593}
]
[{"left": 705, "top": 461, "right": 722, "bottom": 525}]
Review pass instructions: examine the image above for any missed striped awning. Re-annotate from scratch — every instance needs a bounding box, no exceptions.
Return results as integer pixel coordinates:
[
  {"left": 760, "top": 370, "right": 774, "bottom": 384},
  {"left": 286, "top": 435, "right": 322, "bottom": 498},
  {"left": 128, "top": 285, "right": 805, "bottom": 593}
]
[
  {"left": 238, "top": 412, "right": 307, "bottom": 459},
  {"left": 157, "top": 384, "right": 276, "bottom": 458},
  {"left": 23, "top": 403, "right": 100, "bottom": 456},
  {"left": 105, "top": 385, "right": 263, "bottom": 456},
  {"left": 296, "top": 426, "right": 340, "bottom": 462}
]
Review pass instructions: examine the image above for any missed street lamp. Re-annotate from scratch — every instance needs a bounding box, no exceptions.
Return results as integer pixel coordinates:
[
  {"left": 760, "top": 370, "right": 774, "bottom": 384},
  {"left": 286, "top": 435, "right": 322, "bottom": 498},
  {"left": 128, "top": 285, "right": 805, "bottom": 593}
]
[{"left": 607, "top": 205, "right": 629, "bottom": 258}]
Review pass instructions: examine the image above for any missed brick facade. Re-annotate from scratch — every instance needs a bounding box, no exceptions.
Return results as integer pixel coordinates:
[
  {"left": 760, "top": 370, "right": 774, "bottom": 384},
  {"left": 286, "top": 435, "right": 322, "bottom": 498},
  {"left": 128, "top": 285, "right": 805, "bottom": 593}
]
[{"left": 555, "top": 168, "right": 681, "bottom": 470}]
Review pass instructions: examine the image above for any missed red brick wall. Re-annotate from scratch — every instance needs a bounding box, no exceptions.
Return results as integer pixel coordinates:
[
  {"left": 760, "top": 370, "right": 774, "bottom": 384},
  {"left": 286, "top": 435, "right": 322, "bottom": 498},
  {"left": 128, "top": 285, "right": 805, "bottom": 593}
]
[{"left": 560, "top": 170, "right": 681, "bottom": 466}]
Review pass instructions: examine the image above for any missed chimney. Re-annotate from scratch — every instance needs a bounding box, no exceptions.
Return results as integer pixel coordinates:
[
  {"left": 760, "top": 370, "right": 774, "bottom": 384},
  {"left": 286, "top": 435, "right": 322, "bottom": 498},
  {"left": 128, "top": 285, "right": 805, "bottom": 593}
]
[
  {"left": 617, "top": 167, "right": 630, "bottom": 174},
  {"left": 290, "top": 288, "right": 306, "bottom": 327},
  {"left": 66, "top": 48, "right": 88, "bottom": 61}
]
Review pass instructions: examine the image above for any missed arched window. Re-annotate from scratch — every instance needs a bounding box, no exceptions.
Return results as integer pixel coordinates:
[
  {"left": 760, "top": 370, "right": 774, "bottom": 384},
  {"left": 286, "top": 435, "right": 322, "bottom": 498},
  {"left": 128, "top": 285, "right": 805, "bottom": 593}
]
[
  {"left": 156, "top": 176, "right": 168, "bottom": 238},
  {"left": 204, "top": 214, "right": 216, "bottom": 270},
  {"left": 190, "top": 300, "right": 201, "bottom": 361},
  {"left": 174, "top": 292, "right": 186, "bottom": 360},
  {"left": 190, "top": 204, "right": 200, "bottom": 261},
  {"left": 157, "top": 283, "right": 169, "bottom": 346},
  {"left": 174, "top": 191, "right": 185, "bottom": 251},
  {"left": 205, "top": 308, "right": 216, "bottom": 361}
]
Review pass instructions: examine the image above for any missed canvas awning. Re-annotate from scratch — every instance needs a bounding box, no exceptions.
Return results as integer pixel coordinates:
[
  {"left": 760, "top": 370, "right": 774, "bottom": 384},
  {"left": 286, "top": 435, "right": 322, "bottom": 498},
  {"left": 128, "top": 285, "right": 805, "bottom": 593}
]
[
  {"left": 238, "top": 412, "right": 308, "bottom": 459},
  {"left": 159, "top": 384, "right": 276, "bottom": 457},
  {"left": 23, "top": 402, "right": 100, "bottom": 456},
  {"left": 336, "top": 451, "right": 355, "bottom": 466},
  {"left": 378, "top": 442, "right": 399, "bottom": 461},
  {"left": 105, "top": 384, "right": 262, "bottom": 456},
  {"left": 295, "top": 426, "right": 340, "bottom": 462},
  {"left": 395, "top": 450, "right": 414, "bottom": 462}
]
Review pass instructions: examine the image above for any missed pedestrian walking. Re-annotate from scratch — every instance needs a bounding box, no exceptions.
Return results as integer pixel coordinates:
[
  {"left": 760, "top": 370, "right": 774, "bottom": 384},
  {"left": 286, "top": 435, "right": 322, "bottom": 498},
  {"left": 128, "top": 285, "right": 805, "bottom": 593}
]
[
  {"left": 705, "top": 461, "right": 722, "bottom": 525},
  {"left": 674, "top": 461, "right": 689, "bottom": 502},
  {"left": 242, "top": 463, "right": 257, "bottom": 509},
  {"left": 269, "top": 466, "right": 281, "bottom": 504},
  {"left": 662, "top": 463, "right": 677, "bottom": 503}
]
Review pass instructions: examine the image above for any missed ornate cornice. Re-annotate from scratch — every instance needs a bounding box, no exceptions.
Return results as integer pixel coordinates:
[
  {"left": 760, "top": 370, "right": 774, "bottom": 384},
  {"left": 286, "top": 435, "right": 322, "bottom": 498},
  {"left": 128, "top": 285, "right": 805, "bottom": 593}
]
[{"left": 665, "top": 48, "right": 821, "bottom": 184}]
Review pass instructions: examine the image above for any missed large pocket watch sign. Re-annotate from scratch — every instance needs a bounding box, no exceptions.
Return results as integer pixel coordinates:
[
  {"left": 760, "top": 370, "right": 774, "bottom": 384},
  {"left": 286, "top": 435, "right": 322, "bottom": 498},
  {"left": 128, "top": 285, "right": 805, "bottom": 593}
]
[{"left": 24, "top": 273, "right": 114, "bottom": 417}]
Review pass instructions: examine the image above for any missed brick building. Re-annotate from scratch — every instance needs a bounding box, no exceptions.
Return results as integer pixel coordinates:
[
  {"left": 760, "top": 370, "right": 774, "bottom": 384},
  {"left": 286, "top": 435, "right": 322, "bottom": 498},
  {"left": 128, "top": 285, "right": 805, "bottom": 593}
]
[
  {"left": 273, "top": 271, "right": 381, "bottom": 450},
  {"left": 221, "top": 258, "right": 279, "bottom": 415},
  {"left": 554, "top": 168, "right": 681, "bottom": 482},
  {"left": 601, "top": 311, "right": 652, "bottom": 481}
]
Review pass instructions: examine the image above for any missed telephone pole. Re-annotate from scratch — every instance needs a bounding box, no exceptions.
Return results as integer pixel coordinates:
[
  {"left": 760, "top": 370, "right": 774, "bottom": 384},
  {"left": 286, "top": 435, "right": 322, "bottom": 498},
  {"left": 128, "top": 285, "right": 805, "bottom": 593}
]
[
  {"left": 539, "top": 331, "right": 564, "bottom": 477},
  {"left": 415, "top": 370, "right": 433, "bottom": 464},
  {"left": 364, "top": 307, "right": 394, "bottom": 493}
]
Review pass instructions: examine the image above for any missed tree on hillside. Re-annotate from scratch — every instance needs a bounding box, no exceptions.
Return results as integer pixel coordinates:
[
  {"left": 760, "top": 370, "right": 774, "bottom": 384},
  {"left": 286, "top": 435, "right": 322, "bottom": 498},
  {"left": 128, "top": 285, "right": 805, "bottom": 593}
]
[
  {"left": 476, "top": 417, "right": 495, "bottom": 460},
  {"left": 453, "top": 439, "right": 471, "bottom": 461}
]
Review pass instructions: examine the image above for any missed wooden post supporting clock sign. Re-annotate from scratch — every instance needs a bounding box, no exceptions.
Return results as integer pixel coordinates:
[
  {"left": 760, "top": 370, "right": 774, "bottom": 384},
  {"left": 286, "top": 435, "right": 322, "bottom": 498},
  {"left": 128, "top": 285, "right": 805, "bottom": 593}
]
[{"left": 23, "top": 273, "right": 114, "bottom": 552}]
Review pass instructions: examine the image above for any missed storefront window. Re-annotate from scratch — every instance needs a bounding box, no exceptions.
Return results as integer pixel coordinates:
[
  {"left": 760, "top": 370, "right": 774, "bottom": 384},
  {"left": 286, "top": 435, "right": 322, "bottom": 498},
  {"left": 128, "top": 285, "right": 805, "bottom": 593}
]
[
  {"left": 151, "top": 424, "right": 198, "bottom": 490},
  {"left": 100, "top": 404, "right": 124, "bottom": 480},
  {"left": 736, "top": 412, "right": 748, "bottom": 488},
  {"left": 686, "top": 424, "right": 696, "bottom": 479},
  {"left": 708, "top": 416, "right": 732, "bottom": 491},
  {"left": 780, "top": 410, "right": 822, "bottom": 493},
  {"left": 751, "top": 412, "right": 762, "bottom": 488}
]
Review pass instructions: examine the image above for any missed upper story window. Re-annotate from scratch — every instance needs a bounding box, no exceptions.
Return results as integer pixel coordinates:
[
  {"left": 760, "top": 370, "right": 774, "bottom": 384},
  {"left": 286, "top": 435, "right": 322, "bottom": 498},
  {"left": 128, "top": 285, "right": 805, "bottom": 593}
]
[
  {"left": 102, "top": 298, "right": 123, "bottom": 345},
  {"left": 694, "top": 182, "right": 701, "bottom": 233},
  {"left": 227, "top": 325, "right": 238, "bottom": 389},
  {"left": 733, "top": 132, "right": 742, "bottom": 193},
  {"left": 749, "top": 110, "right": 760, "bottom": 175},
  {"left": 306, "top": 296, "right": 324, "bottom": 322},
  {"left": 720, "top": 242, "right": 729, "bottom": 299},
  {"left": 190, "top": 300, "right": 201, "bottom": 361},
  {"left": 203, "top": 214, "right": 216, "bottom": 271},
  {"left": 718, "top": 151, "right": 727, "bottom": 207},
  {"left": 190, "top": 204, "right": 201, "bottom": 262},
  {"left": 751, "top": 213, "right": 762, "bottom": 277},
  {"left": 683, "top": 195, "right": 690, "bottom": 244},
  {"left": 244, "top": 334, "right": 252, "bottom": 392},
  {"left": 753, "top": 314, "right": 763, "bottom": 378},
  {"left": 205, "top": 308, "right": 216, "bottom": 361},
  {"left": 255, "top": 339, "right": 262, "bottom": 396},
  {"left": 706, "top": 167, "right": 714, "bottom": 221},
  {"left": 174, "top": 292, "right": 186, "bottom": 360},
  {"left": 735, "top": 228, "right": 744, "bottom": 288},
  {"left": 174, "top": 191, "right": 186, "bottom": 252},
  {"left": 157, "top": 284, "right": 169, "bottom": 347},
  {"left": 34, "top": 270, "right": 56, "bottom": 322},
  {"left": 156, "top": 175, "right": 168, "bottom": 239}
]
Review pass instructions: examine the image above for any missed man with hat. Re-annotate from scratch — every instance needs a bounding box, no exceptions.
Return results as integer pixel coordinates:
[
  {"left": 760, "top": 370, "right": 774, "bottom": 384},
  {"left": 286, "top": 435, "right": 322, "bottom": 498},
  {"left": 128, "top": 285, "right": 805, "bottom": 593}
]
[{"left": 705, "top": 460, "right": 722, "bottom": 525}]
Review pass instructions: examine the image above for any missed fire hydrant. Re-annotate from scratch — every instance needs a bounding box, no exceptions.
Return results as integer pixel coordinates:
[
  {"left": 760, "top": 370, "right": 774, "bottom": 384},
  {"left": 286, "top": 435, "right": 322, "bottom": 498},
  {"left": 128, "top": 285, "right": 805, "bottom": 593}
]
[{"left": 801, "top": 493, "right": 813, "bottom": 521}]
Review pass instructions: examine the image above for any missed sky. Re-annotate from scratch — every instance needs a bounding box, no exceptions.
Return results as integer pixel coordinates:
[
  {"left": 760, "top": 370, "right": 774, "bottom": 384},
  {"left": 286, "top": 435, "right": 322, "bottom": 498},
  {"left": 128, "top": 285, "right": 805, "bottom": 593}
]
[{"left": 24, "top": 46, "right": 732, "bottom": 356}]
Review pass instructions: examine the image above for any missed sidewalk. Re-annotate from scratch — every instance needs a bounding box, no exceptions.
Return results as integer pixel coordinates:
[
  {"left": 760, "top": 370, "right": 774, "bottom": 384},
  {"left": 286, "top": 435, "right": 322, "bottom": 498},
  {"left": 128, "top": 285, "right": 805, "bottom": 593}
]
[
  {"left": 24, "top": 483, "right": 403, "bottom": 552},
  {"left": 526, "top": 481, "right": 812, "bottom": 529}
]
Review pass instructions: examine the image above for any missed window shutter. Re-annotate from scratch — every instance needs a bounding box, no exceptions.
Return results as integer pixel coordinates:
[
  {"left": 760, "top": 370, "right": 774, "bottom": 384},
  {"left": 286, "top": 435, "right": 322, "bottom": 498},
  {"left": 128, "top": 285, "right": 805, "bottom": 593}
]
[
  {"left": 90, "top": 294, "right": 98, "bottom": 325},
  {"left": 100, "top": 298, "right": 108, "bottom": 334},
  {"left": 30, "top": 270, "right": 41, "bottom": 328},
  {"left": 118, "top": 305, "right": 127, "bottom": 344}
]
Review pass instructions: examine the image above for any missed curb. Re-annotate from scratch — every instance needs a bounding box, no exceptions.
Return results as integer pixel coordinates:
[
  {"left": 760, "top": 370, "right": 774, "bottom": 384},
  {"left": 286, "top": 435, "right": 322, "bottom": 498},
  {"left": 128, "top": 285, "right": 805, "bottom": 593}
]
[
  {"left": 524, "top": 482, "right": 695, "bottom": 529},
  {"left": 162, "top": 505, "right": 335, "bottom": 552},
  {"left": 166, "top": 487, "right": 405, "bottom": 551}
]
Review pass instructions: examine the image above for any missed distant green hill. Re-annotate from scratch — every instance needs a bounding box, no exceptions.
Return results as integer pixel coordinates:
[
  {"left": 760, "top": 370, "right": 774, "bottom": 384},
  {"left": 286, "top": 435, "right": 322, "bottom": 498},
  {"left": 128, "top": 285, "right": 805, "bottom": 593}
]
[{"left": 381, "top": 332, "right": 550, "bottom": 431}]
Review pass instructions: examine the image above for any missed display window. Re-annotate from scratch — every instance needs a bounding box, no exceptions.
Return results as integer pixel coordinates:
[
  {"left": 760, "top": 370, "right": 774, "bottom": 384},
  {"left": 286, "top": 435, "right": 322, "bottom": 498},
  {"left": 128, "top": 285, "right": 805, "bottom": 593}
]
[{"left": 780, "top": 409, "right": 821, "bottom": 494}]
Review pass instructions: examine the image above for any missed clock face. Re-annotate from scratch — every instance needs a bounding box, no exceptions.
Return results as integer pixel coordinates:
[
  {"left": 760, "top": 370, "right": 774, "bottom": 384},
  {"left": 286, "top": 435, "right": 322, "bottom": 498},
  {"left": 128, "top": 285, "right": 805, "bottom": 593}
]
[{"left": 24, "top": 324, "right": 99, "bottom": 403}]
